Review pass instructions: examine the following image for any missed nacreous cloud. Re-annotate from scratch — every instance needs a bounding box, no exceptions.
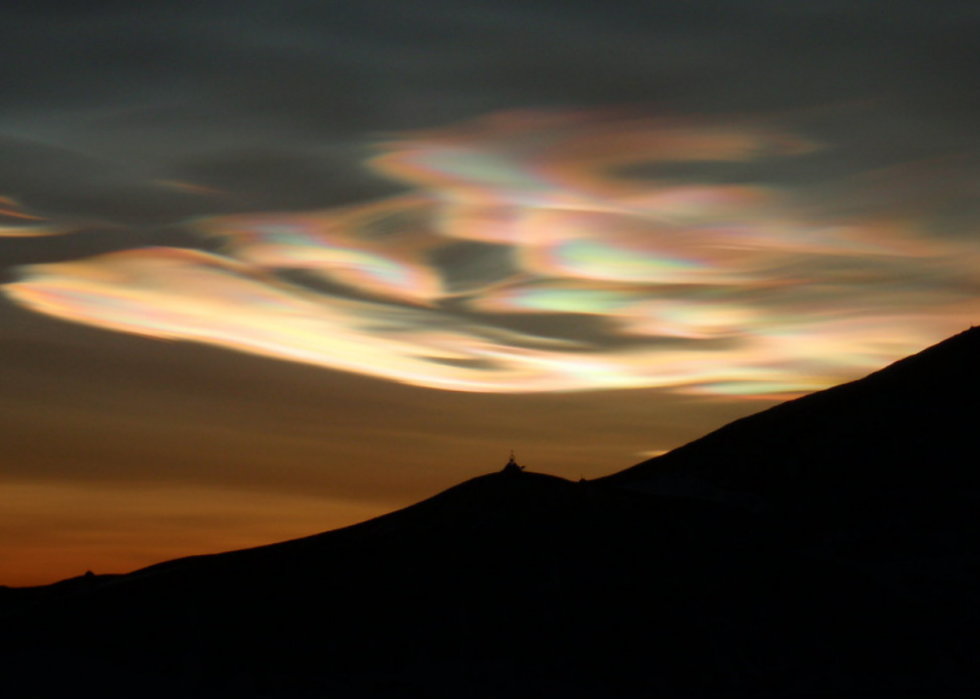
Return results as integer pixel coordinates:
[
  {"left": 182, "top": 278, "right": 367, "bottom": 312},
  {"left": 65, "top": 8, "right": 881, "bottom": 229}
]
[{"left": 4, "top": 110, "right": 979, "bottom": 396}]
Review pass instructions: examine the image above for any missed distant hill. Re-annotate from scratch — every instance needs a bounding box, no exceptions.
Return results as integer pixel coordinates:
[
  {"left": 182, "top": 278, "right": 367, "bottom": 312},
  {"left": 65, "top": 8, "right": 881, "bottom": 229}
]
[{"left": 3, "top": 328, "right": 980, "bottom": 698}]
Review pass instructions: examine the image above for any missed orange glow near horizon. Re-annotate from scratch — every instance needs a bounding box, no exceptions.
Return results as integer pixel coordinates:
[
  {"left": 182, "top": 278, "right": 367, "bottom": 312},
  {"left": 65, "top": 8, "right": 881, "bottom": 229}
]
[{"left": 1, "top": 481, "right": 390, "bottom": 587}]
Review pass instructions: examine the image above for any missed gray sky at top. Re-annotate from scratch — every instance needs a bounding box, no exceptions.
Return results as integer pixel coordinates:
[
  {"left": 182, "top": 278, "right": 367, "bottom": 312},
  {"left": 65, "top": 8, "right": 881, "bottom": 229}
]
[{"left": 0, "top": 1, "right": 978, "bottom": 238}]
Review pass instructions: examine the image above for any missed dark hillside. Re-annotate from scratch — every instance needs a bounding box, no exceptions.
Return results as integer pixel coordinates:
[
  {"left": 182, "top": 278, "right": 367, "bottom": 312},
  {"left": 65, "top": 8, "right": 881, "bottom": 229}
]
[
  {"left": 603, "top": 326, "right": 980, "bottom": 506},
  {"left": 3, "top": 329, "right": 980, "bottom": 697}
]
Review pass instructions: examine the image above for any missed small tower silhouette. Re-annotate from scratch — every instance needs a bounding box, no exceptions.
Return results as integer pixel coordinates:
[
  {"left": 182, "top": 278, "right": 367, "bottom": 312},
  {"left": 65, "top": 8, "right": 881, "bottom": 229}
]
[{"left": 502, "top": 449, "right": 525, "bottom": 475}]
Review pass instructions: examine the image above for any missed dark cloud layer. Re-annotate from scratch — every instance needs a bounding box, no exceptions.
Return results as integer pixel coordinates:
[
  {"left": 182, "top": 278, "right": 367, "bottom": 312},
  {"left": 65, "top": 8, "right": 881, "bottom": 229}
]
[{"left": 2, "top": 1, "right": 979, "bottom": 225}]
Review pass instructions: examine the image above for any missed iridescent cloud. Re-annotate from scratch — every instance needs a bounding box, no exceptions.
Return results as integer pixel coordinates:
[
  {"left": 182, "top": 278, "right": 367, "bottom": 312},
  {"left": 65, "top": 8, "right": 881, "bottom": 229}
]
[
  {"left": 198, "top": 195, "right": 446, "bottom": 305},
  {"left": 4, "top": 110, "right": 979, "bottom": 396},
  {"left": 0, "top": 224, "right": 73, "bottom": 237},
  {"left": 0, "top": 195, "right": 74, "bottom": 236}
]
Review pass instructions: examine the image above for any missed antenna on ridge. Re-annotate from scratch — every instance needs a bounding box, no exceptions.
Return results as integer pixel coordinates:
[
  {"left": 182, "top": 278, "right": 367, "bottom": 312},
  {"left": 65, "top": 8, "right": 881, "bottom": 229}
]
[{"left": 503, "top": 449, "right": 525, "bottom": 474}]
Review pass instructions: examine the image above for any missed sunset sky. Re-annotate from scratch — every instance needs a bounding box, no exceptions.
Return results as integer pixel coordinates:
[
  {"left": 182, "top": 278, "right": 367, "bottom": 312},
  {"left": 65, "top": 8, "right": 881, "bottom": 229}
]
[{"left": 3, "top": 1, "right": 980, "bottom": 586}]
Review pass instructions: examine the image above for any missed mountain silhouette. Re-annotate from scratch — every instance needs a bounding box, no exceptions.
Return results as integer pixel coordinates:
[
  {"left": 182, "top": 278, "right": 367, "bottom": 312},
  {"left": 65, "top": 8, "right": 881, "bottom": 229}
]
[
  {"left": 3, "top": 328, "right": 980, "bottom": 698},
  {"left": 602, "top": 325, "right": 980, "bottom": 505}
]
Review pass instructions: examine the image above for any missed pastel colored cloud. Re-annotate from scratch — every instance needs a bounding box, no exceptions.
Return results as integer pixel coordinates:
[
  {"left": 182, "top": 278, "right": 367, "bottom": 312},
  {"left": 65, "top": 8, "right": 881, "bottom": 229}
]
[
  {"left": 0, "top": 195, "right": 75, "bottom": 237},
  {"left": 4, "top": 110, "right": 979, "bottom": 396}
]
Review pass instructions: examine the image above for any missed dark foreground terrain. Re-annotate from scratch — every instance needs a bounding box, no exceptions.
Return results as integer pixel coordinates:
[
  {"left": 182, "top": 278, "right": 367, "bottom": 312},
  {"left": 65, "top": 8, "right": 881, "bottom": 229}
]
[{"left": 3, "top": 328, "right": 980, "bottom": 698}]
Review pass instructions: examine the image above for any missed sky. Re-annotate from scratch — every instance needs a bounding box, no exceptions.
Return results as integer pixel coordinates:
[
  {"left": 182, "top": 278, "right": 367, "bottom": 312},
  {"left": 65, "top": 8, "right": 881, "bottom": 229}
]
[{"left": 2, "top": 1, "right": 980, "bottom": 585}]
